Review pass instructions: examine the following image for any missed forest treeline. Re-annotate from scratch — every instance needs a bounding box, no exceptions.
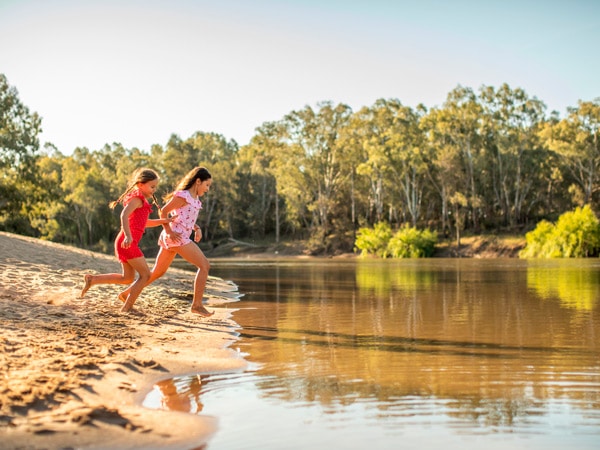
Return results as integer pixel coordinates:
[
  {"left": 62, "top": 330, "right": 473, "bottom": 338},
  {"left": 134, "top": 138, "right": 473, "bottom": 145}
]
[{"left": 1, "top": 73, "right": 599, "bottom": 255}]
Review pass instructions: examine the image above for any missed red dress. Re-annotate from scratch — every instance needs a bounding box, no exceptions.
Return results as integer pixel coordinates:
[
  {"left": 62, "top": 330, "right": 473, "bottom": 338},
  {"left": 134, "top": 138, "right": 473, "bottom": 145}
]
[{"left": 114, "top": 189, "right": 153, "bottom": 263}]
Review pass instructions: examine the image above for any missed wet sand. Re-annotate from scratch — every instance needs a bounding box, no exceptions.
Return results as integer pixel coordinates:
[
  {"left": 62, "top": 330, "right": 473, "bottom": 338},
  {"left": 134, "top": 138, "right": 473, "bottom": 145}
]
[{"left": 0, "top": 231, "right": 246, "bottom": 449}]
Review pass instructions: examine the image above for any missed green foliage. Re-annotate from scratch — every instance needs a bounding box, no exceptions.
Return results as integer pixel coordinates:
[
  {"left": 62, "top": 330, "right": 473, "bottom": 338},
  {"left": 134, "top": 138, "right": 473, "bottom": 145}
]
[
  {"left": 355, "top": 222, "right": 393, "bottom": 257},
  {"left": 540, "top": 99, "right": 600, "bottom": 205},
  {"left": 520, "top": 205, "right": 600, "bottom": 258},
  {"left": 527, "top": 263, "right": 599, "bottom": 310},
  {"left": 518, "top": 220, "right": 554, "bottom": 258},
  {"left": 161, "top": 131, "right": 239, "bottom": 240},
  {"left": 0, "top": 74, "right": 42, "bottom": 231},
  {"left": 3, "top": 70, "right": 600, "bottom": 256},
  {"left": 387, "top": 225, "right": 437, "bottom": 258},
  {"left": 355, "top": 222, "right": 437, "bottom": 258},
  {"left": 356, "top": 262, "right": 436, "bottom": 295},
  {"left": 0, "top": 74, "right": 41, "bottom": 174},
  {"left": 27, "top": 199, "right": 67, "bottom": 241}
]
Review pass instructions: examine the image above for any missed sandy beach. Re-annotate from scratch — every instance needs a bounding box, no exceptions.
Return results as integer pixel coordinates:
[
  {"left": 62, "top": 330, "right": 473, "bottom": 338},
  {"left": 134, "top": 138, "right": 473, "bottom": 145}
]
[{"left": 0, "top": 231, "right": 247, "bottom": 450}]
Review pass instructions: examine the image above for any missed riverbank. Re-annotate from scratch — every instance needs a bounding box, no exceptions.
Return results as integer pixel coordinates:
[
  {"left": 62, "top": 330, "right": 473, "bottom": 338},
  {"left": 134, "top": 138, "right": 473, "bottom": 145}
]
[
  {"left": 0, "top": 232, "right": 247, "bottom": 450},
  {"left": 203, "top": 234, "right": 526, "bottom": 259}
]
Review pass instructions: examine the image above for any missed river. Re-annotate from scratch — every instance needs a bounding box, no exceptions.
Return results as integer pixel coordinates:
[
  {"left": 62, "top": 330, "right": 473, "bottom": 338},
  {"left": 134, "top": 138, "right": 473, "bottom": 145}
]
[{"left": 144, "top": 258, "right": 600, "bottom": 449}]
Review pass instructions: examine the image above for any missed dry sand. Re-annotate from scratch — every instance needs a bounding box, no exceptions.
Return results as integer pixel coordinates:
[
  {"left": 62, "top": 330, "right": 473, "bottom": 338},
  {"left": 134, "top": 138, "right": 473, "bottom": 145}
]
[{"left": 0, "top": 231, "right": 247, "bottom": 450}]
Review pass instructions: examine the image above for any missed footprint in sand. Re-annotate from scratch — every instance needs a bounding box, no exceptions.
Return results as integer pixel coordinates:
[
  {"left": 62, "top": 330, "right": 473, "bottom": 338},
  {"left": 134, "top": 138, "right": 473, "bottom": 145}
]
[{"left": 33, "top": 287, "right": 74, "bottom": 305}]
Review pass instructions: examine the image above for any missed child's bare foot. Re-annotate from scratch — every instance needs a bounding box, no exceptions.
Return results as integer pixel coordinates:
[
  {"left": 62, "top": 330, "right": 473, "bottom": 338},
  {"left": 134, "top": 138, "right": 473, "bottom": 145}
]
[
  {"left": 121, "top": 295, "right": 139, "bottom": 313},
  {"left": 191, "top": 305, "right": 214, "bottom": 317},
  {"left": 80, "top": 275, "right": 92, "bottom": 298},
  {"left": 120, "top": 302, "right": 133, "bottom": 313},
  {"left": 120, "top": 306, "right": 144, "bottom": 316}
]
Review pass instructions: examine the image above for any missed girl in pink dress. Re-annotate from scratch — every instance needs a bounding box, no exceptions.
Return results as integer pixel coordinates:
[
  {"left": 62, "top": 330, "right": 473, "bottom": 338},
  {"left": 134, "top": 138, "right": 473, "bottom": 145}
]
[
  {"left": 79, "top": 168, "right": 173, "bottom": 312},
  {"left": 120, "top": 167, "right": 214, "bottom": 317}
]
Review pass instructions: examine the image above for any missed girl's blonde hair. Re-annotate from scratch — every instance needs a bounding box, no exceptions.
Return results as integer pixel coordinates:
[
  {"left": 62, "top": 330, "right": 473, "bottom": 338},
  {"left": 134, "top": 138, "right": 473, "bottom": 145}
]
[
  {"left": 164, "top": 166, "right": 212, "bottom": 202},
  {"left": 110, "top": 168, "right": 160, "bottom": 209}
]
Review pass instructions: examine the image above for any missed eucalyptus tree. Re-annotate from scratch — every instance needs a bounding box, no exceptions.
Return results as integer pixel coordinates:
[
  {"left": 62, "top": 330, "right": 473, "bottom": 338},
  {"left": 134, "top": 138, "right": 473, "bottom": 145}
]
[
  {"left": 161, "top": 131, "right": 239, "bottom": 239},
  {"left": 337, "top": 108, "right": 375, "bottom": 234},
  {"left": 94, "top": 143, "right": 160, "bottom": 202},
  {"left": 254, "top": 119, "right": 310, "bottom": 238},
  {"left": 380, "top": 99, "right": 428, "bottom": 227},
  {"left": 280, "top": 101, "right": 353, "bottom": 250},
  {"left": 235, "top": 142, "right": 274, "bottom": 239},
  {"left": 161, "top": 133, "right": 197, "bottom": 188},
  {"left": 26, "top": 144, "right": 69, "bottom": 241},
  {"left": 347, "top": 99, "right": 428, "bottom": 227},
  {"left": 0, "top": 74, "right": 41, "bottom": 175},
  {"left": 238, "top": 121, "right": 286, "bottom": 241},
  {"left": 479, "top": 84, "right": 548, "bottom": 228},
  {"left": 59, "top": 148, "right": 113, "bottom": 247},
  {"left": 540, "top": 99, "right": 600, "bottom": 206},
  {"left": 0, "top": 74, "right": 42, "bottom": 232},
  {"left": 343, "top": 103, "right": 388, "bottom": 224},
  {"left": 421, "top": 107, "right": 469, "bottom": 242},
  {"left": 427, "top": 86, "right": 484, "bottom": 232},
  {"left": 421, "top": 109, "right": 452, "bottom": 235}
]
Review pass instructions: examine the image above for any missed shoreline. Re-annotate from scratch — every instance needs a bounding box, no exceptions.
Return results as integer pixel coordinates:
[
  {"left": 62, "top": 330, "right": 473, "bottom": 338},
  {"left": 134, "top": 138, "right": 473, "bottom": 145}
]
[
  {"left": 0, "top": 232, "right": 247, "bottom": 449},
  {"left": 202, "top": 234, "right": 526, "bottom": 259}
]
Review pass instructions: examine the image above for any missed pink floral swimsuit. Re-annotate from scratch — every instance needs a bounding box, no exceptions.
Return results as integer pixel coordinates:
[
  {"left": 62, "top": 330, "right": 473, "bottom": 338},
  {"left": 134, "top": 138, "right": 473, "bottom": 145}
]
[{"left": 158, "top": 190, "right": 202, "bottom": 249}]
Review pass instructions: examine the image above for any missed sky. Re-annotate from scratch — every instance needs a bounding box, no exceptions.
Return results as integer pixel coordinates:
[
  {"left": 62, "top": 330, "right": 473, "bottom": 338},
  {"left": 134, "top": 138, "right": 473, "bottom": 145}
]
[{"left": 1, "top": 0, "right": 598, "bottom": 154}]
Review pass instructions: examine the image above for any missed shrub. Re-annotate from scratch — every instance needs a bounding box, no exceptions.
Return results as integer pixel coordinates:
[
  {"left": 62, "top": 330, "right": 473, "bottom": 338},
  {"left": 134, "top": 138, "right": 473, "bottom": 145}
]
[
  {"left": 355, "top": 222, "right": 437, "bottom": 258},
  {"left": 520, "top": 205, "right": 600, "bottom": 258},
  {"left": 519, "top": 220, "right": 555, "bottom": 258},
  {"left": 355, "top": 222, "right": 393, "bottom": 257},
  {"left": 387, "top": 225, "right": 437, "bottom": 258}
]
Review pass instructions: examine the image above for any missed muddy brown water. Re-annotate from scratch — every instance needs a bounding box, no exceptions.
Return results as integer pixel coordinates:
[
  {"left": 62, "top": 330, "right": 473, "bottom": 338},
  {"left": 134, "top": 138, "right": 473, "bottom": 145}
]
[{"left": 144, "top": 258, "right": 600, "bottom": 449}]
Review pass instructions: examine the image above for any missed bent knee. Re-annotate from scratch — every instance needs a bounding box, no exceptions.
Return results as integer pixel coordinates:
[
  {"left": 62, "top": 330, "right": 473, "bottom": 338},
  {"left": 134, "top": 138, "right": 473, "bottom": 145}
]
[
  {"left": 153, "top": 267, "right": 168, "bottom": 279},
  {"left": 200, "top": 260, "right": 210, "bottom": 272},
  {"left": 194, "top": 261, "right": 210, "bottom": 273},
  {"left": 137, "top": 271, "right": 151, "bottom": 282}
]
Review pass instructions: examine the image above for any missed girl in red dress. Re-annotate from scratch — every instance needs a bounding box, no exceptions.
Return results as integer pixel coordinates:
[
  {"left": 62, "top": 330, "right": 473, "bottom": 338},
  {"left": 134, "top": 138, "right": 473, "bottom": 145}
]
[
  {"left": 80, "top": 168, "right": 173, "bottom": 312},
  {"left": 119, "top": 167, "right": 214, "bottom": 316}
]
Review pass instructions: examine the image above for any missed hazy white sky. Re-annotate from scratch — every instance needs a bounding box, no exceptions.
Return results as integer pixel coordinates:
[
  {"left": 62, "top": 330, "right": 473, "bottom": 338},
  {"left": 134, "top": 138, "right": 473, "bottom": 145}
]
[{"left": 1, "top": 0, "right": 598, "bottom": 153}]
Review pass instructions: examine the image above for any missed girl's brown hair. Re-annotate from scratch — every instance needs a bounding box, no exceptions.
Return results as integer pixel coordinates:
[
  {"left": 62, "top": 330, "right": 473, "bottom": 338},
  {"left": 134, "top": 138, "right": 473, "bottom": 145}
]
[
  {"left": 164, "top": 166, "right": 212, "bottom": 202},
  {"left": 109, "top": 168, "right": 160, "bottom": 209}
]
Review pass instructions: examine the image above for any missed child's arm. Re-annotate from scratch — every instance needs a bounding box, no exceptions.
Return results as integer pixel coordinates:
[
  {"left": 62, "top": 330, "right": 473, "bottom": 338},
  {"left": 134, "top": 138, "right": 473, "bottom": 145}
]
[
  {"left": 120, "top": 197, "right": 143, "bottom": 248},
  {"left": 193, "top": 223, "right": 202, "bottom": 242},
  {"left": 146, "top": 217, "right": 174, "bottom": 228},
  {"left": 159, "top": 196, "right": 187, "bottom": 242}
]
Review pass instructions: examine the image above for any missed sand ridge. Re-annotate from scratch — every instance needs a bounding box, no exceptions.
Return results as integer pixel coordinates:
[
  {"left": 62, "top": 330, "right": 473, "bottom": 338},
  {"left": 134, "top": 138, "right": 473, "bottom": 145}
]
[{"left": 0, "top": 231, "right": 247, "bottom": 449}]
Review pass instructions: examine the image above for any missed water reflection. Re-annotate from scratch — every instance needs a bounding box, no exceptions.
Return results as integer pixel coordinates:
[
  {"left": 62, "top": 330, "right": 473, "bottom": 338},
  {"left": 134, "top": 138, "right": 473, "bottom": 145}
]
[
  {"left": 526, "top": 260, "right": 600, "bottom": 310},
  {"left": 150, "top": 375, "right": 205, "bottom": 414},
  {"left": 147, "top": 259, "right": 600, "bottom": 449}
]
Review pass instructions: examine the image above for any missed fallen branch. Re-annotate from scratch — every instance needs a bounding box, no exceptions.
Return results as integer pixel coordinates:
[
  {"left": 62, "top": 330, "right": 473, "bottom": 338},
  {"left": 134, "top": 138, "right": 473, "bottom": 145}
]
[{"left": 228, "top": 238, "right": 260, "bottom": 247}]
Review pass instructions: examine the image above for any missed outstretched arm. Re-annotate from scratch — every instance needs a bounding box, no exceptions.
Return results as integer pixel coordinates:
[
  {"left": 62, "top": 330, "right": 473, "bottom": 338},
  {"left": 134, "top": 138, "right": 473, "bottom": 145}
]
[{"left": 146, "top": 217, "right": 174, "bottom": 228}]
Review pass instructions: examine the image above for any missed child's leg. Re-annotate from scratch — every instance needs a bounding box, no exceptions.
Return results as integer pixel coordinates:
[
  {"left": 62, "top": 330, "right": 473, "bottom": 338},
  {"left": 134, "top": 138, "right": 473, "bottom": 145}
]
[
  {"left": 118, "top": 248, "right": 177, "bottom": 301},
  {"left": 80, "top": 264, "right": 136, "bottom": 298},
  {"left": 120, "top": 257, "right": 151, "bottom": 313},
  {"left": 176, "top": 243, "right": 213, "bottom": 316}
]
